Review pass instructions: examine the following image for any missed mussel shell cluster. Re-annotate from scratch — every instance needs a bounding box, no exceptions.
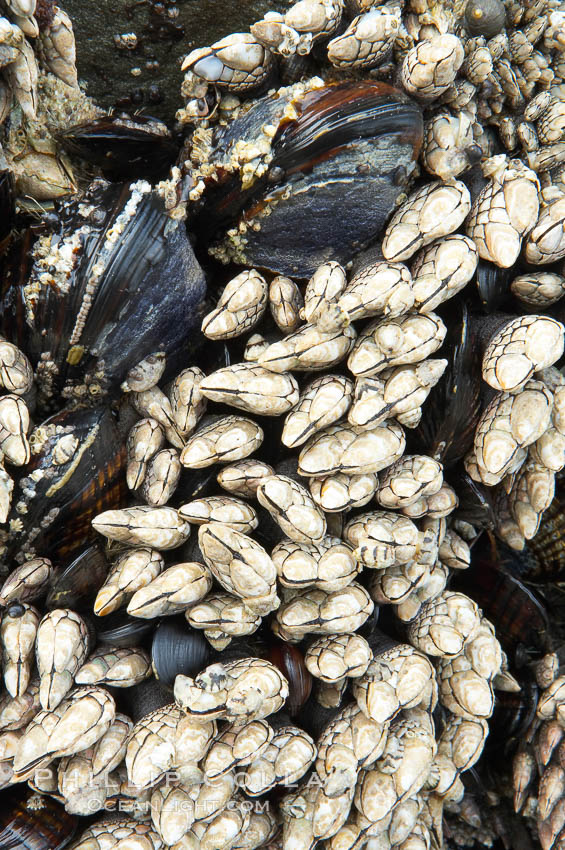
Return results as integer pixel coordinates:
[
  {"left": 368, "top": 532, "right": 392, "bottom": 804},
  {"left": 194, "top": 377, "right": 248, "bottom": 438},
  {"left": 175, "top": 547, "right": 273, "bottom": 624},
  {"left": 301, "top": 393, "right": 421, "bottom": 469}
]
[{"left": 193, "top": 79, "right": 424, "bottom": 277}]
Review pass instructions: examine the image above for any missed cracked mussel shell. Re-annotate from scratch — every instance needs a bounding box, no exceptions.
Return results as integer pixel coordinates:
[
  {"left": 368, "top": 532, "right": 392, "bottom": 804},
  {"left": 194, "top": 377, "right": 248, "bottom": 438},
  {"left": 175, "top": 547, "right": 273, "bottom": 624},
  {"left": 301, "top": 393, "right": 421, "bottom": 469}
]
[
  {"left": 194, "top": 80, "right": 424, "bottom": 277},
  {"left": 0, "top": 179, "right": 207, "bottom": 413}
]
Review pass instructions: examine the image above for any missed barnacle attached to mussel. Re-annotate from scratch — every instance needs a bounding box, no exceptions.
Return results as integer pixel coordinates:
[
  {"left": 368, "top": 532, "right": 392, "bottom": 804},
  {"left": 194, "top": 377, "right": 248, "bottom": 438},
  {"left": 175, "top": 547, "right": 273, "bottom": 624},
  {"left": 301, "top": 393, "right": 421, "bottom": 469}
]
[
  {"left": 190, "top": 78, "right": 424, "bottom": 277},
  {"left": 1, "top": 179, "right": 206, "bottom": 412},
  {"left": 1, "top": 405, "right": 126, "bottom": 566}
]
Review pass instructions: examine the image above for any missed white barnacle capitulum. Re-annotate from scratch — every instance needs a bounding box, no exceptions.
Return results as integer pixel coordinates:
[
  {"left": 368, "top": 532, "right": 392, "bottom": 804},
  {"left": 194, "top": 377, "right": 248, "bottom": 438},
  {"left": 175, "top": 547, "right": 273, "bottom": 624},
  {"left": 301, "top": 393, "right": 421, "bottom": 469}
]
[
  {"left": 348, "top": 312, "right": 447, "bottom": 377},
  {"left": 168, "top": 366, "right": 207, "bottom": 438},
  {"left": 407, "top": 591, "right": 481, "bottom": 657},
  {"left": 298, "top": 420, "right": 406, "bottom": 477},
  {"left": 242, "top": 723, "right": 316, "bottom": 795},
  {"left": 401, "top": 34, "right": 465, "bottom": 100},
  {"left": 0, "top": 557, "right": 53, "bottom": 605},
  {"left": 35, "top": 608, "right": 90, "bottom": 710},
  {"left": 256, "top": 473, "right": 327, "bottom": 543},
  {"left": 179, "top": 495, "right": 258, "bottom": 533},
  {"left": 75, "top": 647, "right": 151, "bottom": 688},
  {"left": 421, "top": 110, "right": 481, "bottom": 180},
  {"left": 305, "top": 633, "right": 373, "bottom": 683},
  {"left": 273, "top": 583, "right": 374, "bottom": 641},
  {"left": 180, "top": 416, "right": 264, "bottom": 468},
  {"left": 200, "top": 363, "right": 299, "bottom": 416},
  {"left": 252, "top": 0, "right": 343, "bottom": 57},
  {"left": 126, "top": 561, "right": 212, "bottom": 618},
  {"left": 0, "top": 338, "right": 33, "bottom": 395},
  {"left": 410, "top": 235, "right": 478, "bottom": 313},
  {"left": 125, "top": 418, "right": 165, "bottom": 491},
  {"left": 269, "top": 275, "right": 303, "bottom": 334},
  {"left": 181, "top": 33, "right": 274, "bottom": 93},
  {"left": 382, "top": 180, "right": 471, "bottom": 262},
  {"left": 1, "top": 602, "right": 39, "bottom": 698},
  {"left": 258, "top": 321, "right": 357, "bottom": 373},
  {"left": 12, "top": 686, "right": 116, "bottom": 782},
  {"left": 327, "top": 6, "right": 401, "bottom": 70},
  {"left": 352, "top": 643, "right": 437, "bottom": 724},
  {"left": 344, "top": 510, "right": 420, "bottom": 569},
  {"left": 272, "top": 535, "right": 359, "bottom": 591},
  {"left": 174, "top": 657, "right": 288, "bottom": 724},
  {"left": 282, "top": 374, "right": 353, "bottom": 448},
  {"left": 94, "top": 547, "right": 164, "bottom": 616},
  {"left": 186, "top": 592, "right": 262, "bottom": 650},
  {"left": 92, "top": 505, "right": 191, "bottom": 549},
  {"left": 465, "top": 156, "right": 540, "bottom": 268},
  {"left": 524, "top": 188, "right": 565, "bottom": 264},
  {"left": 198, "top": 522, "right": 280, "bottom": 615},
  {"left": 201, "top": 270, "right": 268, "bottom": 339},
  {"left": 482, "top": 321, "right": 564, "bottom": 393},
  {"left": 0, "top": 393, "right": 31, "bottom": 467}
]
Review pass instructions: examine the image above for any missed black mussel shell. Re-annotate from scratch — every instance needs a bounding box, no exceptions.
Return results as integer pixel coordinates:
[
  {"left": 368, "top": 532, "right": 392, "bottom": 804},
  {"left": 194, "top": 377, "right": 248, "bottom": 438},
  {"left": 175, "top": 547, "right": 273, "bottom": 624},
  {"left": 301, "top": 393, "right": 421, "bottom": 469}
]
[
  {"left": 151, "top": 616, "right": 211, "bottom": 687},
  {"left": 4, "top": 406, "right": 126, "bottom": 566},
  {"left": 413, "top": 304, "right": 482, "bottom": 468},
  {"left": 449, "top": 468, "right": 494, "bottom": 532},
  {"left": 0, "top": 170, "right": 15, "bottom": 246},
  {"left": 0, "top": 787, "right": 77, "bottom": 849},
  {"left": 117, "top": 677, "right": 173, "bottom": 723},
  {"left": 95, "top": 608, "right": 154, "bottom": 648},
  {"left": 46, "top": 543, "right": 109, "bottom": 611},
  {"left": 453, "top": 543, "right": 550, "bottom": 659},
  {"left": 174, "top": 466, "right": 221, "bottom": 505},
  {"left": 295, "top": 694, "right": 342, "bottom": 739},
  {"left": 488, "top": 680, "right": 539, "bottom": 747},
  {"left": 1, "top": 179, "right": 206, "bottom": 412},
  {"left": 253, "top": 506, "right": 286, "bottom": 550},
  {"left": 266, "top": 642, "right": 312, "bottom": 716},
  {"left": 57, "top": 114, "right": 180, "bottom": 182},
  {"left": 196, "top": 80, "right": 423, "bottom": 277},
  {"left": 475, "top": 260, "right": 513, "bottom": 313}
]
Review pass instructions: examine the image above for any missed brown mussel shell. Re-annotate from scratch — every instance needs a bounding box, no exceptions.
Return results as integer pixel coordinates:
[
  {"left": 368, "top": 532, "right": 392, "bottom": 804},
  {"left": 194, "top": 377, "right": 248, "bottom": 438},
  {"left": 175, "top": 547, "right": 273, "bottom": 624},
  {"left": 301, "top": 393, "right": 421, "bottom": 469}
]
[
  {"left": 266, "top": 641, "right": 312, "bottom": 716},
  {"left": 0, "top": 787, "right": 77, "bottom": 849},
  {"left": 453, "top": 541, "right": 550, "bottom": 659}
]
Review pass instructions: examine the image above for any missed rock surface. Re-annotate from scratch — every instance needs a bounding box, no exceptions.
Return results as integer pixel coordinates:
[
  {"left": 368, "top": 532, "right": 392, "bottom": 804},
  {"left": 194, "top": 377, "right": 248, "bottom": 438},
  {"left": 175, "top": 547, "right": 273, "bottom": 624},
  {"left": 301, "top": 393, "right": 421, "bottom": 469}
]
[{"left": 64, "top": 0, "right": 288, "bottom": 123}]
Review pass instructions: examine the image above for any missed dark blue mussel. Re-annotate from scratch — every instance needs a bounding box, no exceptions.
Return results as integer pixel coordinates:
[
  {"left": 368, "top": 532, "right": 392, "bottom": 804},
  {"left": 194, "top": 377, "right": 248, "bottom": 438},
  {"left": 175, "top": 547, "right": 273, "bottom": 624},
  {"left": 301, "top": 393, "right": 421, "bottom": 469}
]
[
  {"left": 3, "top": 406, "right": 126, "bottom": 567},
  {"left": 0, "top": 179, "right": 206, "bottom": 412},
  {"left": 0, "top": 170, "right": 15, "bottom": 246},
  {"left": 194, "top": 80, "right": 424, "bottom": 277},
  {"left": 413, "top": 303, "right": 482, "bottom": 468},
  {"left": 57, "top": 114, "right": 180, "bottom": 182}
]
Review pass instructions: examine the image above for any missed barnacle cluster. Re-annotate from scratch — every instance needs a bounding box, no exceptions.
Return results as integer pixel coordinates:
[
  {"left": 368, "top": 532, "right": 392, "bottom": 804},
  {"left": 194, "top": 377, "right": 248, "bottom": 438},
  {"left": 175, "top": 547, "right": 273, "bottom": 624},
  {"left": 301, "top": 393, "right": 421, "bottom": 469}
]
[{"left": 1, "top": 0, "right": 565, "bottom": 849}]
